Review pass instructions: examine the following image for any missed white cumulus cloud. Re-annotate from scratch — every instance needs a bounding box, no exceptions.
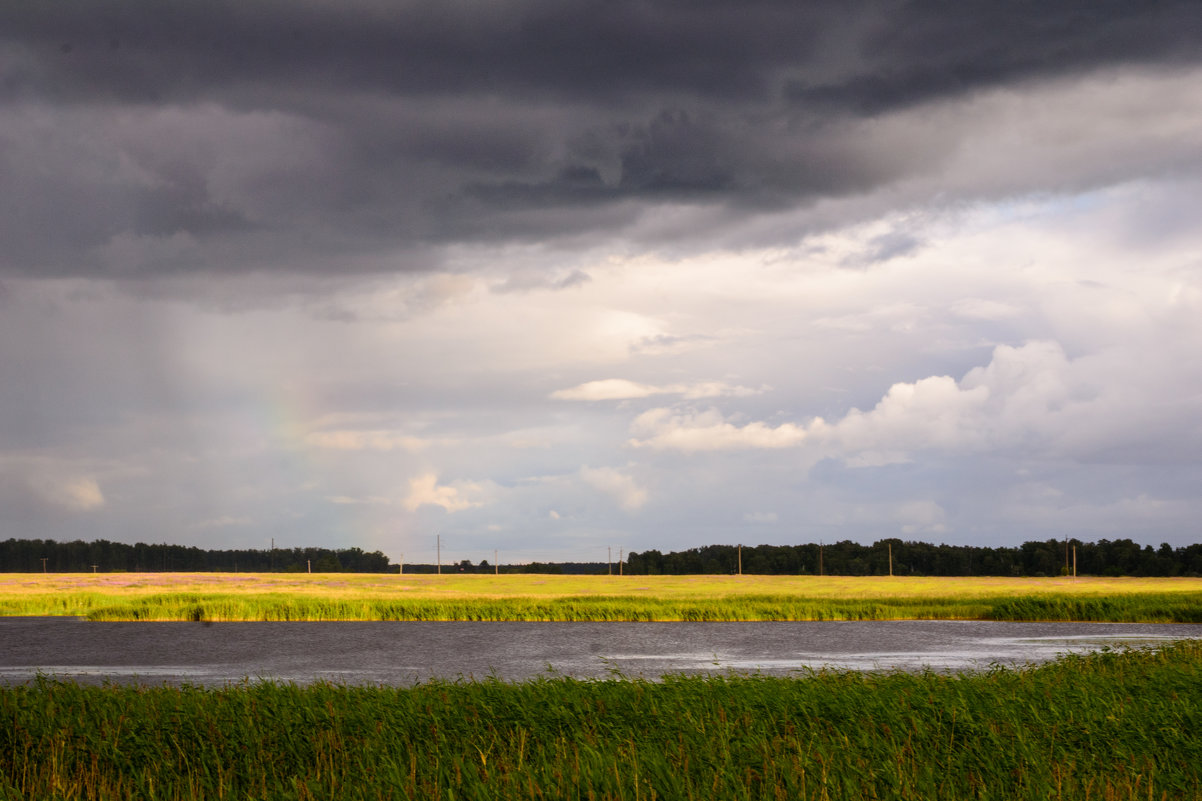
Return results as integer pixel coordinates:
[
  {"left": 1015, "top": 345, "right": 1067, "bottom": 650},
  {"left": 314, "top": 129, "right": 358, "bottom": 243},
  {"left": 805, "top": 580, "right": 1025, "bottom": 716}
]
[
  {"left": 616, "top": 339, "right": 1196, "bottom": 467},
  {"left": 18, "top": 471, "right": 106, "bottom": 512},
  {"left": 580, "top": 465, "right": 648, "bottom": 512},
  {"left": 402, "top": 473, "right": 484, "bottom": 513},
  {"left": 812, "top": 340, "right": 1138, "bottom": 464},
  {"left": 42, "top": 477, "right": 106, "bottom": 511},
  {"left": 551, "top": 379, "right": 762, "bottom": 401},
  {"left": 627, "top": 408, "right": 808, "bottom": 451}
]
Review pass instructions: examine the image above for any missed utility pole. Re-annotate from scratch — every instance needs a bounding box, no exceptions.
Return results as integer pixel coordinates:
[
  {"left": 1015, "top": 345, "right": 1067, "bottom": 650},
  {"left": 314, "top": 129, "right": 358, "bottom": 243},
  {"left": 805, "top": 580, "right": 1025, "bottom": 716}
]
[
  {"left": 41, "top": 557, "right": 47, "bottom": 574},
  {"left": 495, "top": 549, "right": 498, "bottom": 575},
  {"left": 437, "top": 534, "right": 441, "bottom": 575},
  {"left": 399, "top": 553, "right": 403, "bottom": 575},
  {"left": 888, "top": 542, "right": 893, "bottom": 577},
  {"left": 307, "top": 559, "right": 311, "bottom": 574},
  {"left": 619, "top": 548, "right": 623, "bottom": 576},
  {"left": 271, "top": 537, "right": 275, "bottom": 572},
  {"left": 1073, "top": 546, "right": 1077, "bottom": 582},
  {"left": 819, "top": 542, "right": 824, "bottom": 577},
  {"left": 608, "top": 546, "right": 612, "bottom": 575},
  {"left": 738, "top": 544, "right": 742, "bottom": 576}
]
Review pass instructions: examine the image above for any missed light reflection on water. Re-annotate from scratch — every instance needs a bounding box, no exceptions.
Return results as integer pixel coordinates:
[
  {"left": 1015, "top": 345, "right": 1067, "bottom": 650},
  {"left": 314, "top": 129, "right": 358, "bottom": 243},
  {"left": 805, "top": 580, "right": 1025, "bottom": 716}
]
[{"left": 1, "top": 618, "right": 1198, "bottom": 686}]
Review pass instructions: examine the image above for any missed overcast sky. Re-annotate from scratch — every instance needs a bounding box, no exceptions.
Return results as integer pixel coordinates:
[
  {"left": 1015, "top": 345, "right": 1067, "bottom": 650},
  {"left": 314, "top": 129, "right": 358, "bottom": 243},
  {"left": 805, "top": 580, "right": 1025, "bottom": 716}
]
[{"left": 3, "top": 1, "right": 1202, "bottom": 565}]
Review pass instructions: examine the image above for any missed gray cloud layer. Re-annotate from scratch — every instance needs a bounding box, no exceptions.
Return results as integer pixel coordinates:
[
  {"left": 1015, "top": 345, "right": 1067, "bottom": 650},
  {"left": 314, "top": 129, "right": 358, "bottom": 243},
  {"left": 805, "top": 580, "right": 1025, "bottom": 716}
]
[
  {"left": 3, "top": 1, "right": 1200, "bottom": 279},
  {"left": 4, "top": 2, "right": 1202, "bottom": 558}
]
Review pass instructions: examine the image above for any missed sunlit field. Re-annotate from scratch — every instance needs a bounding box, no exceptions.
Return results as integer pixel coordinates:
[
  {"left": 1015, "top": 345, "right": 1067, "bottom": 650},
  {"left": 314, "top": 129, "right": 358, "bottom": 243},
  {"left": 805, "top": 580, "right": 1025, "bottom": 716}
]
[
  {"left": 8, "top": 572, "right": 1202, "bottom": 599},
  {"left": 3, "top": 573, "right": 1201, "bottom": 622}
]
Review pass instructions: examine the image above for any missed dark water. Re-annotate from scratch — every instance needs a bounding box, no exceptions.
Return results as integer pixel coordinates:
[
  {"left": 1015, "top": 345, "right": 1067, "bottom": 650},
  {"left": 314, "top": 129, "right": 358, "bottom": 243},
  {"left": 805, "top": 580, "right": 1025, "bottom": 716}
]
[{"left": 2, "top": 617, "right": 1199, "bottom": 686}]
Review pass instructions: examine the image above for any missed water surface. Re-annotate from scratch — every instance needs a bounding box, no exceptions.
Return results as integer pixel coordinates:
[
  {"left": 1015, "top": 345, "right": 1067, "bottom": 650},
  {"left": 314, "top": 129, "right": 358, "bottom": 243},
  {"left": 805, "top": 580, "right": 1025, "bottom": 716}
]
[{"left": 2, "top": 617, "right": 1198, "bottom": 686}]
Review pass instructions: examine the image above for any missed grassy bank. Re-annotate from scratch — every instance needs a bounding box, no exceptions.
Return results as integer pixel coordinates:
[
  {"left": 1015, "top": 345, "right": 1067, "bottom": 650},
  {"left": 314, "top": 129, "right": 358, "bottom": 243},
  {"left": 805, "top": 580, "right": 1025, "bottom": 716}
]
[
  {"left": 38, "top": 591, "right": 1202, "bottom": 622},
  {"left": 3, "top": 574, "right": 1202, "bottom": 622},
  {"left": 2, "top": 641, "right": 1199, "bottom": 800}
]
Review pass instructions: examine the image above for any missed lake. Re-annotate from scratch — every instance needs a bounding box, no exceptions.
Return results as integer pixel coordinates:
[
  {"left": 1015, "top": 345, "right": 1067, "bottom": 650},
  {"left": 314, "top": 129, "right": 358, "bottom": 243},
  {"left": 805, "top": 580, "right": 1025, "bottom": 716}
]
[{"left": 2, "top": 617, "right": 1199, "bottom": 686}]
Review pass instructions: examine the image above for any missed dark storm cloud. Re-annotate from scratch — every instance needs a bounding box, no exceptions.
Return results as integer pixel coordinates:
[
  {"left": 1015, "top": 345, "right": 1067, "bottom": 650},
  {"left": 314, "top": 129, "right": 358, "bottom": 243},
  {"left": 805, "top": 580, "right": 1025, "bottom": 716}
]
[
  {"left": 0, "top": 0, "right": 819, "bottom": 105},
  {"left": 7, "top": 1, "right": 1199, "bottom": 107},
  {"left": 785, "top": 1, "right": 1202, "bottom": 114},
  {"left": 1, "top": 0, "right": 1199, "bottom": 278}
]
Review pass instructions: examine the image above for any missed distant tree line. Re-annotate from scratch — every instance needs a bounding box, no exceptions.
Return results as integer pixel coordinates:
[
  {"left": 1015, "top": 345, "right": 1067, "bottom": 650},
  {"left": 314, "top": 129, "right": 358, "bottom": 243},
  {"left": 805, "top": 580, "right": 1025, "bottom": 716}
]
[
  {"left": 7, "top": 537, "right": 1201, "bottom": 577},
  {"left": 625, "top": 539, "right": 1202, "bottom": 577},
  {"left": 0, "top": 539, "right": 617, "bottom": 575},
  {"left": 0, "top": 539, "right": 390, "bottom": 573},
  {"left": 399, "top": 560, "right": 611, "bottom": 575}
]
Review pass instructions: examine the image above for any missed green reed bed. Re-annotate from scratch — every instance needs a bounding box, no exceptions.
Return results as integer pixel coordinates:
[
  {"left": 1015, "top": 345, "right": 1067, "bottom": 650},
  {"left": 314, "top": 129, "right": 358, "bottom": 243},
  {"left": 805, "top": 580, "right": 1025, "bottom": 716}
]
[
  {"left": 79, "top": 593, "right": 985, "bottom": 622},
  {"left": 5, "top": 590, "right": 1202, "bottom": 623},
  {"left": 59, "top": 590, "right": 1202, "bottom": 623},
  {"left": 0, "top": 592, "right": 120, "bottom": 617},
  {"left": 3, "top": 640, "right": 1200, "bottom": 800},
  {"left": 985, "top": 593, "right": 1202, "bottom": 622}
]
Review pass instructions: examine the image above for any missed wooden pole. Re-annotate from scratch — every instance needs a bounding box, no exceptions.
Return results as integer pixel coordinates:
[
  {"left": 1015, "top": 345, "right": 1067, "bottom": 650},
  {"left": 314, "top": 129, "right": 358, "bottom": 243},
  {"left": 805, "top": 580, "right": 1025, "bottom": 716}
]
[
  {"left": 41, "top": 557, "right": 47, "bottom": 573},
  {"left": 1073, "top": 546, "right": 1077, "bottom": 581},
  {"left": 738, "top": 544, "right": 742, "bottom": 576},
  {"left": 437, "top": 534, "right": 441, "bottom": 575},
  {"left": 399, "top": 553, "right": 403, "bottom": 575},
  {"left": 307, "top": 559, "right": 311, "bottom": 574},
  {"left": 495, "top": 549, "right": 498, "bottom": 575},
  {"left": 888, "top": 542, "right": 893, "bottom": 577},
  {"left": 619, "top": 548, "right": 623, "bottom": 576},
  {"left": 608, "top": 546, "right": 612, "bottom": 575},
  {"left": 819, "top": 543, "right": 823, "bottom": 577}
]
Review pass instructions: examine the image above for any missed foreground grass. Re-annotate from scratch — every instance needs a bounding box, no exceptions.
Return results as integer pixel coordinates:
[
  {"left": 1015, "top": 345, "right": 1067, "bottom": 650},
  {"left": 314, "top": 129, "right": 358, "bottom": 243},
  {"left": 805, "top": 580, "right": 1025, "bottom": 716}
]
[
  {"left": 2, "top": 641, "right": 1199, "bottom": 800},
  {"left": 3, "top": 574, "right": 1202, "bottom": 622}
]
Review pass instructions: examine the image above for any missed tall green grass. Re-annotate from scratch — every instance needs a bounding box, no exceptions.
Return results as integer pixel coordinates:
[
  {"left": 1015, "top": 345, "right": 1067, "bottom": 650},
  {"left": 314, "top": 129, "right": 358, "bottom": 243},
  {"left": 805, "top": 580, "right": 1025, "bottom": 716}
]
[
  {"left": 2, "top": 641, "right": 1199, "bottom": 800},
  {"left": 985, "top": 593, "right": 1202, "bottom": 622},
  {"left": 4, "top": 590, "right": 1201, "bottom": 622},
  {"left": 64, "top": 590, "right": 1202, "bottom": 622},
  {"left": 76, "top": 592, "right": 989, "bottom": 622}
]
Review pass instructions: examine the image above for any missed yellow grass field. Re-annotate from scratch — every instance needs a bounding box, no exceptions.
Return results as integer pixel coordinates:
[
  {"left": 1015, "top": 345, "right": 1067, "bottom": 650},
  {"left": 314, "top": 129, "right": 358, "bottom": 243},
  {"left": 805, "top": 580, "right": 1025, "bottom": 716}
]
[{"left": 3, "top": 571, "right": 1201, "bottom": 606}]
